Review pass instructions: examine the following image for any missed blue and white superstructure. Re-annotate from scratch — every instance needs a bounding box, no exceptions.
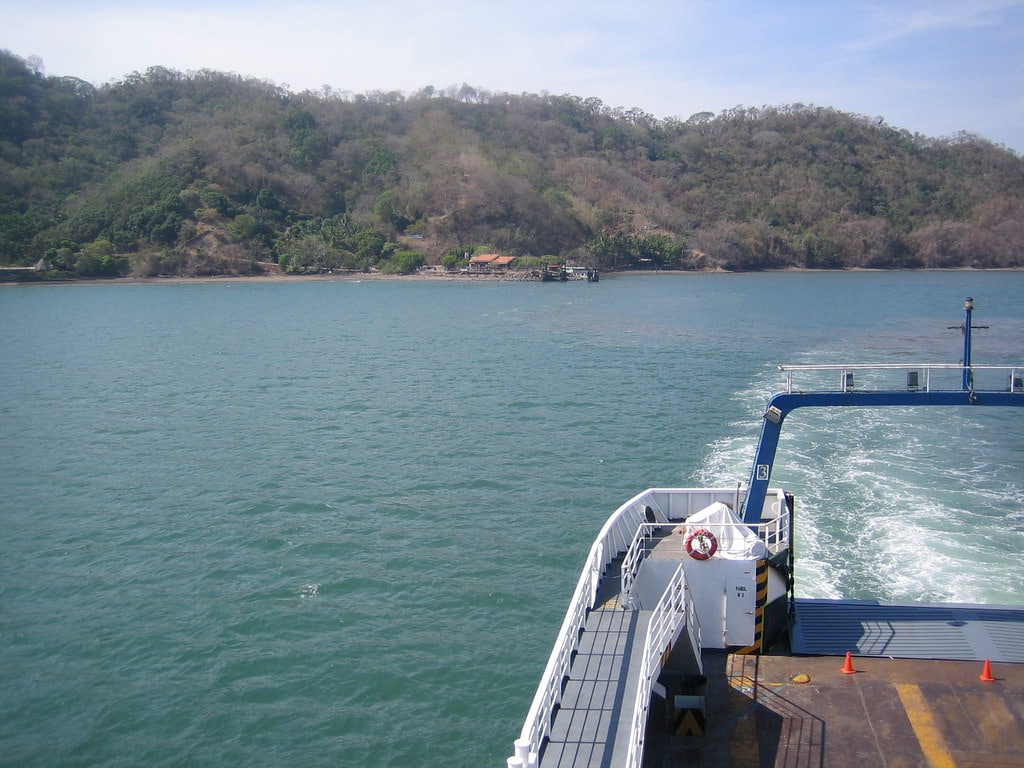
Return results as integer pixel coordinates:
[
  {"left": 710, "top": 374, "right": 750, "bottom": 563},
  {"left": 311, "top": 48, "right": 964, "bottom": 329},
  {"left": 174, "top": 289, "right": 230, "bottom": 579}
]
[{"left": 508, "top": 298, "right": 1024, "bottom": 768}]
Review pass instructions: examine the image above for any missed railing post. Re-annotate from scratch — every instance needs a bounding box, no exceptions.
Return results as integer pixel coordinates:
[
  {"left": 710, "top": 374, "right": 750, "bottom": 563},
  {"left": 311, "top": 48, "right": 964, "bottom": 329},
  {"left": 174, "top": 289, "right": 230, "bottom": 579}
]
[{"left": 513, "top": 738, "right": 532, "bottom": 767}]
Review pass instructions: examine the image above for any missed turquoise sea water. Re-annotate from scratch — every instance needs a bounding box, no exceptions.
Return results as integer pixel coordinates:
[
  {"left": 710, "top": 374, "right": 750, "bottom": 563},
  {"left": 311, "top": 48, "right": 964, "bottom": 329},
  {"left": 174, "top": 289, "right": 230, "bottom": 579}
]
[{"left": 2, "top": 271, "right": 1022, "bottom": 766}]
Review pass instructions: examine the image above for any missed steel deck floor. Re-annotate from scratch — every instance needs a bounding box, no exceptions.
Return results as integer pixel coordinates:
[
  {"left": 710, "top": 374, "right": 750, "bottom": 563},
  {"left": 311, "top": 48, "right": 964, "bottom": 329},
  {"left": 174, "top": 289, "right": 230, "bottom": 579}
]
[
  {"left": 791, "top": 598, "right": 1024, "bottom": 663},
  {"left": 538, "top": 557, "right": 653, "bottom": 768},
  {"left": 534, "top": 564, "right": 1024, "bottom": 766},
  {"left": 644, "top": 651, "right": 1024, "bottom": 767},
  {"left": 537, "top": 603, "right": 650, "bottom": 767}
]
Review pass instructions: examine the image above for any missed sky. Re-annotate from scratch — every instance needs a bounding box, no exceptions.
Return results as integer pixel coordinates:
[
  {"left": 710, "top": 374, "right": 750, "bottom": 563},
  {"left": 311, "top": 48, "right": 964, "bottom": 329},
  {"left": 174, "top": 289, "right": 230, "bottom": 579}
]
[{"left": 4, "top": 0, "right": 1023, "bottom": 153}]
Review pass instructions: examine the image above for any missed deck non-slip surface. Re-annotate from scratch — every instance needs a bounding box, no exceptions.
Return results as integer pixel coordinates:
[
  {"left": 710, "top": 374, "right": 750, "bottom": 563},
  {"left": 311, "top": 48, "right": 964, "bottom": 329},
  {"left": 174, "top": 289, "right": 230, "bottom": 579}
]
[
  {"left": 538, "top": 602, "right": 651, "bottom": 768},
  {"left": 645, "top": 651, "right": 1024, "bottom": 768},
  {"left": 791, "top": 598, "right": 1024, "bottom": 663}
]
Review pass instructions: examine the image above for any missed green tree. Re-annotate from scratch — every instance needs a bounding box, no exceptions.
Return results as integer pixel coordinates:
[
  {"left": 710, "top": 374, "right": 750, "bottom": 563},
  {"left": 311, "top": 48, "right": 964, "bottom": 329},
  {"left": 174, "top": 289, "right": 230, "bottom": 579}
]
[
  {"left": 75, "top": 239, "right": 128, "bottom": 276},
  {"left": 380, "top": 249, "right": 424, "bottom": 274},
  {"left": 1, "top": 48, "right": 1022, "bottom": 278},
  {"left": 279, "top": 236, "right": 341, "bottom": 273}
]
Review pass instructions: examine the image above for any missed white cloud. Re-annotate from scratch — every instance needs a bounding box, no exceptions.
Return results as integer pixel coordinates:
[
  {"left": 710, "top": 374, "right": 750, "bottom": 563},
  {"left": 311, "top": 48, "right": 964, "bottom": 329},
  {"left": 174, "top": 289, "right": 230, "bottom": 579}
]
[{"left": 844, "top": 0, "right": 1021, "bottom": 51}]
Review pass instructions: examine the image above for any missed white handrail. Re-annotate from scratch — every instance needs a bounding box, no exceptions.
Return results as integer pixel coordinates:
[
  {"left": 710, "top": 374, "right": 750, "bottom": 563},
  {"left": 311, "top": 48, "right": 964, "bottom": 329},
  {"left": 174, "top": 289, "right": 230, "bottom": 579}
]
[
  {"left": 624, "top": 562, "right": 694, "bottom": 768},
  {"left": 509, "top": 487, "right": 772, "bottom": 767},
  {"left": 779, "top": 363, "right": 1020, "bottom": 371},
  {"left": 779, "top": 363, "right": 1023, "bottom": 394},
  {"left": 620, "top": 526, "right": 649, "bottom": 609},
  {"left": 512, "top": 491, "right": 654, "bottom": 767},
  {"left": 513, "top": 540, "right": 598, "bottom": 767},
  {"left": 781, "top": 363, "right": 970, "bottom": 370}
]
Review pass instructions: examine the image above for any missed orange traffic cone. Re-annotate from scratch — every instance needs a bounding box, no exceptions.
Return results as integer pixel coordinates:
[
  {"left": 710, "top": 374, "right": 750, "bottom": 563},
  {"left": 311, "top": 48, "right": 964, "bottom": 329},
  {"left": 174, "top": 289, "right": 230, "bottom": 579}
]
[
  {"left": 841, "top": 651, "right": 856, "bottom": 674},
  {"left": 980, "top": 659, "right": 995, "bottom": 682}
]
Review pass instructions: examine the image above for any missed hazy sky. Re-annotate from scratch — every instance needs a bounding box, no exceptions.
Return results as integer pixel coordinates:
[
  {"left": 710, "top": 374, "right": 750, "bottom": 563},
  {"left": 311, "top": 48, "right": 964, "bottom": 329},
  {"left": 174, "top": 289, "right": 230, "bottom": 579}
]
[{"left": 4, "top": 0, "right": 1023, "bottom": 152}]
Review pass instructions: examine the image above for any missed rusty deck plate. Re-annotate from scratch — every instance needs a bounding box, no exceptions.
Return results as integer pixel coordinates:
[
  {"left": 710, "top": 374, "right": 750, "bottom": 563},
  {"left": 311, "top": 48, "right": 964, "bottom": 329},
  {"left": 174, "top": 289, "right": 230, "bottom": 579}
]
[{"left": 645, "top": 651, "right": 1024, "bottom": 767}]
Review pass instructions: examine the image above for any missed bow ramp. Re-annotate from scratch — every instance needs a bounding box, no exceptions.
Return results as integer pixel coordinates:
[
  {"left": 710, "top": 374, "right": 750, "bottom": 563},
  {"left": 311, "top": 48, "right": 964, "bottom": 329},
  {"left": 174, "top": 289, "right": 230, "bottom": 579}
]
[{"left": 511, "top": 489, "right": 790, "bottom": 768}]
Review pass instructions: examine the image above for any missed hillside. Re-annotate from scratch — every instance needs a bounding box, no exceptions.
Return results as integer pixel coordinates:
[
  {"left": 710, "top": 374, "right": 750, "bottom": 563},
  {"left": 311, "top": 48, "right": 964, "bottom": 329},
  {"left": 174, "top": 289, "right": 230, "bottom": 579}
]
[{"left": 2, "top": 50, "right": 1023, "bottom": 279}]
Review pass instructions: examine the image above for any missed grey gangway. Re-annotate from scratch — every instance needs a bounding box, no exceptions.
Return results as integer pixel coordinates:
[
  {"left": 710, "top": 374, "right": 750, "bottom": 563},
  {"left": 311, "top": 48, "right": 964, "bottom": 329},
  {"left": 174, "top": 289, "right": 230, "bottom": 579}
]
[
  {"left": 510, "top": 492, "right": 709, "bottom": 768},
  {"left": 531, "top": 558, "right": 697, "bottom": 768},
  {"left": 536, "top": 557, "right": 651, "bottom": 767}
]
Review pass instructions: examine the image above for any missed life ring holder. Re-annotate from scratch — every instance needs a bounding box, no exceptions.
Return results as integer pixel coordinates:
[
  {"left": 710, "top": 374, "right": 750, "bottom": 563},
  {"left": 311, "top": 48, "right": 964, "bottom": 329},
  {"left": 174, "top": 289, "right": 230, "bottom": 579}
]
[{"left": 685, "top": 529, "right": 718, "bottom": 560}]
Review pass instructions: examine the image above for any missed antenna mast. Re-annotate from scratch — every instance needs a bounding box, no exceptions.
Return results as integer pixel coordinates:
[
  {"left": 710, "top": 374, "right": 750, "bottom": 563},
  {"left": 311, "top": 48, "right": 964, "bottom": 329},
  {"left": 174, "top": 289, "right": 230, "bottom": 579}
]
[{"left": 949, "top": 297, "right": 989, "bottom": 391}]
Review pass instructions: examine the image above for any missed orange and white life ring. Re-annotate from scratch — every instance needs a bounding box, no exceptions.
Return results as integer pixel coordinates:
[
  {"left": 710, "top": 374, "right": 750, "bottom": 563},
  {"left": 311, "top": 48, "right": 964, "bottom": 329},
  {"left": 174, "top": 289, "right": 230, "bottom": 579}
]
[{"left": 685, "top": 529, "right": 718, "bottom": 560}]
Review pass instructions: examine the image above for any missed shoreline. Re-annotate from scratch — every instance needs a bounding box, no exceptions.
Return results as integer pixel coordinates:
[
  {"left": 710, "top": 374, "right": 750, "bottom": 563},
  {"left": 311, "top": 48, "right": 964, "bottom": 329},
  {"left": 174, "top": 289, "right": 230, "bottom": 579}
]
[{"left": 4, "top": 265, "right": 1022, "bottom": 287}]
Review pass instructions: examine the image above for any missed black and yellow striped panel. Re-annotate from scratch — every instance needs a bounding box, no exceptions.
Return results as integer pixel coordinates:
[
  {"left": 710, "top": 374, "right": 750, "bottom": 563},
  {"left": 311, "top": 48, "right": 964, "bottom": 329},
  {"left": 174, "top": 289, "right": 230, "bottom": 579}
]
[{"left": 735, "top": 560, "right": 768, "bottom": 655}]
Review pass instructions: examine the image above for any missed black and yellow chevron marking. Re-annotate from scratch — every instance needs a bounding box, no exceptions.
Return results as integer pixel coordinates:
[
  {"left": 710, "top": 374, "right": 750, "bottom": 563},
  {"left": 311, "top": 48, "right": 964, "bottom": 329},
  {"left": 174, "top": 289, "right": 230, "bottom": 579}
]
[
  {"left": 735, "top": 559, "right": 768, "bottom": 655},
  {"left": 674, "top": 707, "right": 706, "bottom": 737}
]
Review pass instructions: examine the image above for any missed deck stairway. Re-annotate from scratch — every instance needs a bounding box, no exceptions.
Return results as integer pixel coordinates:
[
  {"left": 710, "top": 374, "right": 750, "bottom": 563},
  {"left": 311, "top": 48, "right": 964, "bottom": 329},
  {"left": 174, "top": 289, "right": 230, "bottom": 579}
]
[
  {"left": 538, "top": 549, "right": 701, "bottom": 768},
  {"left": 537, "top": 558, "right": 651, "bottom": 768},
  {"left": 510, "top": 488, "right": 785, "bottom": 768}
]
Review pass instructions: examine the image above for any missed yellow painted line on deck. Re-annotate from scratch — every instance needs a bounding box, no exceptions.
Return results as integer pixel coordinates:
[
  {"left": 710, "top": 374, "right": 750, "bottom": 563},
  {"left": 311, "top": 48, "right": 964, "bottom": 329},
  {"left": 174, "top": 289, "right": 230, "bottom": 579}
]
[{"left": 895, "top": 683, "right": 957, "bottom": 768}]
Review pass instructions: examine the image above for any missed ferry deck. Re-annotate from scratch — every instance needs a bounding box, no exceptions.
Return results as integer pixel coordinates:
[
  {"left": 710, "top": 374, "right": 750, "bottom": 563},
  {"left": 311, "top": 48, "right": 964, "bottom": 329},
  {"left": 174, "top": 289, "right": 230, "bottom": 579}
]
[
  {"left": 513, "top": 302, "right": 1024, "bottom": 768},
  {"left": 645, "top": 650, "right": 1024, "bottom": 768},
  {"left": 535, "top": 547, "right": 1024, "bottom": 768}
]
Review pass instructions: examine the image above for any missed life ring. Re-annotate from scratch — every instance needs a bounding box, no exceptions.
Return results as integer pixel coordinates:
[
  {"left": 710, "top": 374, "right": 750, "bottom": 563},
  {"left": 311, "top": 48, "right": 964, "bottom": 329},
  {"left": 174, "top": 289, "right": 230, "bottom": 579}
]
[{"left": 685, "top": 529, "right": 718, "bottom": 560}]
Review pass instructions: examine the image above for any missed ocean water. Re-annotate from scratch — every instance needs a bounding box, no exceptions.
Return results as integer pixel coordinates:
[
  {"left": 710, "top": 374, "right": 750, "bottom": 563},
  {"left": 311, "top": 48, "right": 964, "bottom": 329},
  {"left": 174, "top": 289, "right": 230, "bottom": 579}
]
[{"left": 1, "top": 271, "right": 1022, "bottom": 766}]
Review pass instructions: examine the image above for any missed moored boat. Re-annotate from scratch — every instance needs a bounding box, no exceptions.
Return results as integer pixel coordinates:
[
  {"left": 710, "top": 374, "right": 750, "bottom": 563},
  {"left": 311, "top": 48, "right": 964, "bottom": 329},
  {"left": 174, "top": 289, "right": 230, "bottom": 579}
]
[{"left": 508, "top": 298, "right": 1024, "bottom": 767}]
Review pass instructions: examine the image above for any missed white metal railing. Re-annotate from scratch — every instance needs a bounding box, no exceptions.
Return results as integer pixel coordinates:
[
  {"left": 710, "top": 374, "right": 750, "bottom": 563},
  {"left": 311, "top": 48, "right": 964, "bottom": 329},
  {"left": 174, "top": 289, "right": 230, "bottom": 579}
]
[
  {"left": 508, "top": 487, "right": 779, "bottom": 768},
  {"left": 624, "top": 562, "right": 700, "bottom": 768},
  {"left": 510, "top": 540, "right": 601, "bottom": 768},
  {"left": 510, "top": 491, "right": 657, "bottom": 768},
  {"left": 779, "top": 363, "right": 1024, "bottom": 394},
  {"left": 620, "top": 524, "right": 656, "bottom": 608},
  {"left": 620, "top": 505, "right": 790, "bottom": 609},
  {"left": 758, "top": 503, "right": 790, "bottom": 549}
]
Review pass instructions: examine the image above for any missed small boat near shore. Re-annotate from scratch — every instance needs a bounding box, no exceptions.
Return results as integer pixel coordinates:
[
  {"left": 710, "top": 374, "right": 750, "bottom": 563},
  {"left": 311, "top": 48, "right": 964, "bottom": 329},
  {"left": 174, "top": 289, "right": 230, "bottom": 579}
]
[
  {"left": 530, "top": 263, "right": 599, "bottom": 281},
  {"left": 508, "top": 298, "right": 1024, "bottom": 767}
]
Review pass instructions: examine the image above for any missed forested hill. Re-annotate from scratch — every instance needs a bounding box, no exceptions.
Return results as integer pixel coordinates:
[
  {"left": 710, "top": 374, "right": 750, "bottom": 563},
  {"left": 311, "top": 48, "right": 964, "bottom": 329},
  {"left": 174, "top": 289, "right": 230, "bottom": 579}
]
[{"left": 2, "top": 50, "right": 1023, "bottom": 279}]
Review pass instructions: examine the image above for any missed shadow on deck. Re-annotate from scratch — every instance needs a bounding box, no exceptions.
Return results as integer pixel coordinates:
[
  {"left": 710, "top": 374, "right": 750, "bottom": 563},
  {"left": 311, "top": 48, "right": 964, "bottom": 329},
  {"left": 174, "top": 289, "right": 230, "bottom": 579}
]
[{"left": 644, "top": 649, "right": 1024, "bottom": 767}]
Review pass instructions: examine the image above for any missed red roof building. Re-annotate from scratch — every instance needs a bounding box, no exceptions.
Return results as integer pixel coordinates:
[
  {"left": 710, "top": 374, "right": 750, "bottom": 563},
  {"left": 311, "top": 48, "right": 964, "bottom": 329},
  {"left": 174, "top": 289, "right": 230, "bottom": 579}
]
[{"left": 468, "top": 254, "right": 514, "bottom": 270}]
